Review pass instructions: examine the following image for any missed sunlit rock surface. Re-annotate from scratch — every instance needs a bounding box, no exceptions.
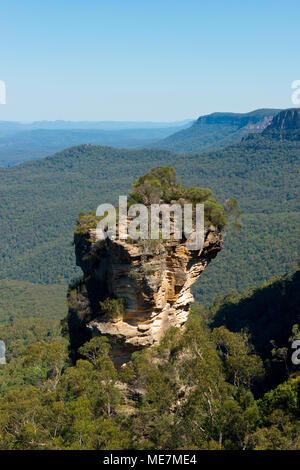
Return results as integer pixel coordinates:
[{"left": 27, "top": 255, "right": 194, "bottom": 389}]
[{"left": 68, "top": 221, "right": 223, "bottom": 366}]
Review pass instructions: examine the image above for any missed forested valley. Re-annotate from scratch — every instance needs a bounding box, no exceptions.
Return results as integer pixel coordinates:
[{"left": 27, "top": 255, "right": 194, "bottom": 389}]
[{"left": 0, "top": 109, "right": 299, "bottom": 450}]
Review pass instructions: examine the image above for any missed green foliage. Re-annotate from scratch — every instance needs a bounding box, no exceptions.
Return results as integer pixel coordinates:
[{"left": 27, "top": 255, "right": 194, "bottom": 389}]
[
  {"left": 0, "top": 276, "right": 299, "bottom": 450},
  {"left": 0, "top": 113, "right": 299, "bottom": 450},
  {"left": 204, "top": 200, "right": 227, "bottom": 228},
  {"left": 0, "top": 354, "right": 127, "bottom": 449},
  {"left": 0, "top": 125, "right": 189, "bottom": 166},
  {"left": 151, "top": 109, "right": 281, "bottom": 154},
  {"left": 131, "top": 166, "right": 180, "bottom": 205},
  {"left": 212, "top": 326, "right": 264, "bottom": 388},
  {"left": 224, "top": 198, "right": 242, "bottom": 233},
  {"left": 0, "top": 317, "right": 63, "bottom": 362},
  {"left": 119, "top": 317, "right": 293, "bottom": 450},
  {"left": 130, "top": 166, "right": 227, "bottom": 229},
  {"left": 249, "top": 376, "right": 300, "bottom": 450},
  {"left": 74, "top": 212, "right": 102, "bottom": 235},
  {"left": 0, "top": 279, "right": 68, "bottom": 395},
  {"left": 184, "top": 187, "right": 214, "bottom": 203}
]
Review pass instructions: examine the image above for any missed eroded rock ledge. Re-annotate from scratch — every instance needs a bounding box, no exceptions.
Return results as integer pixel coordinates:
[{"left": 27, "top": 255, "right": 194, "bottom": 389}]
[
  {"left": 67, "top": 167, "right": 227, "bottom": 366},
  {"left": 68, "top": 224, "right": 223, "bottom": 366}
]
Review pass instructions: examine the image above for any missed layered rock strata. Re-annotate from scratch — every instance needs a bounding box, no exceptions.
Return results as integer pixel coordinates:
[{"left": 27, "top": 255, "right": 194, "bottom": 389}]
[{"left": 68, "top": 221, "right": 223, "bottom": 366}]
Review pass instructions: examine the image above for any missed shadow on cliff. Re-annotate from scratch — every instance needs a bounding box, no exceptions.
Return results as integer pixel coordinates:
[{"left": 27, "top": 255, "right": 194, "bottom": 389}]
[{"left": 211, "top": 268, "right": 300, "bottom": 390}]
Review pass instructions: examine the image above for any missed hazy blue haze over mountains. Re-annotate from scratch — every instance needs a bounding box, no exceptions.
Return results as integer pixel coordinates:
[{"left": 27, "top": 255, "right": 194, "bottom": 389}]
[
  {"left": 0, "top": 109, "right": 281, "bottom": 167},
  {"left": 150, "top": 109, "right": 281, "bottom": 153},
  {"left": 0, "top": 109, "right": 283, "bottom": 167}
]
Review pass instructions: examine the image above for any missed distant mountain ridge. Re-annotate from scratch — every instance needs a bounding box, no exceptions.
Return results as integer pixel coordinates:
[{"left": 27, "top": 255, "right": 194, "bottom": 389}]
[
  {"left": 0, "top": 121, "right": 192, "bottom": 167},
  {"left": 267, "top": 108, "right": 300, "bottom": 130},
  {"left": 150, "top": 108, "right": 281, "bottom": 153}
]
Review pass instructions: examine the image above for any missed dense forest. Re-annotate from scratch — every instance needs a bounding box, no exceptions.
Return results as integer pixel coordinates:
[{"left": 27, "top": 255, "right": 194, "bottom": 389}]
[
  {"left": 0, "top": 268, "right": 299, "bottom": 450},
  {"left": 0, "top": 117, "right": 299, "bottom": 308},
  {"left": 0, "top": 110, "right": 299, "bottom": 450},
  {"left": 0, "top": 125, "right": 189, "bottom": 167},
  {"left": 0, "top": 279, "right": 67, "bottom": 325}
]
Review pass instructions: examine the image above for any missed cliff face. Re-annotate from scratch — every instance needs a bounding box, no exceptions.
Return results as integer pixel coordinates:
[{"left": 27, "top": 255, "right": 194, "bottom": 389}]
[
  {"left": 268, "top": 109, "right": 300, "bottom": 130},
  {"left": 68, "top": 224, "right": 223, "bottom": 366}
]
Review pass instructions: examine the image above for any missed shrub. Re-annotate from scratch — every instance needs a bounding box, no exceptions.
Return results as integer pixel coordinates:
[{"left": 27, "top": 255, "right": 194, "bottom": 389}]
[{"left": 99, "top": 297, "right": 125, "bottom": 320}]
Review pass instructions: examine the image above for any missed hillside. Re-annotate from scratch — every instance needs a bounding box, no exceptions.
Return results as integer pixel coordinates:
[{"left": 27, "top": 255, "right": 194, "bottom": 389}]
[
  {"left": 151, "top": 108, "right": 281, "bottom": 153},
  {"left": 0, "top": 270, "right": 299, "bottom": 449},
  {"left": 0, "top": 124, "right": 191, "bottom": 167},
  {"left": 0, "top": 279, "right": 67, "bottom": 325},
  {"left": 0, "top": 109, "right": 299, "bottom": 306},
  {"left": 0, "top": 119, "right": 192, "bottom": 138}
]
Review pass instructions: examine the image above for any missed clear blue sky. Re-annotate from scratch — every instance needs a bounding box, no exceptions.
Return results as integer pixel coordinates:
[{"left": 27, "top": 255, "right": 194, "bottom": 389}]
[{"left": 1, "top": 0, "right": 299, "bottom": 121}]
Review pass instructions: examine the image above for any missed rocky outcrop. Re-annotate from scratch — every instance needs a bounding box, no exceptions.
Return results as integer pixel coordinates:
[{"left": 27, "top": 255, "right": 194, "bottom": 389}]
[
  {"left": 268, "top": 109, "right": 300, "bottom": 130},
  {"left": 0, "top": 340, "right": 6, "bottom": 365},
  {"left": 68, "top": 221, "right": 223, "bottom": 366}
]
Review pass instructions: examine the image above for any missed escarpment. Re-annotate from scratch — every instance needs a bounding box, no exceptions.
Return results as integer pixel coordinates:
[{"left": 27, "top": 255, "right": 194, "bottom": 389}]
[
  {"left": 67, "top": 167, "right": 225, "bottom": 366},
  {"left": 268, "top": 108, "right": 300, "bottom": 130}
]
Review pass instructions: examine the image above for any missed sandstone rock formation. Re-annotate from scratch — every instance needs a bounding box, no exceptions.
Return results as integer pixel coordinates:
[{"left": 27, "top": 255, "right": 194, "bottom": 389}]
[
  {"left": 68, "top": 222, "right": 223, "bottom": 366},
  {"left": 67, "top": 167, "right": 226, "bottom": 366}
]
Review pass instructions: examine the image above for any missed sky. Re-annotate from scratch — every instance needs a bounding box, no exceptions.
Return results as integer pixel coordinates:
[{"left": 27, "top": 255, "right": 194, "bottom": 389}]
[{"left": 0, "top": 0, "right": 300, "bottom": 122}]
